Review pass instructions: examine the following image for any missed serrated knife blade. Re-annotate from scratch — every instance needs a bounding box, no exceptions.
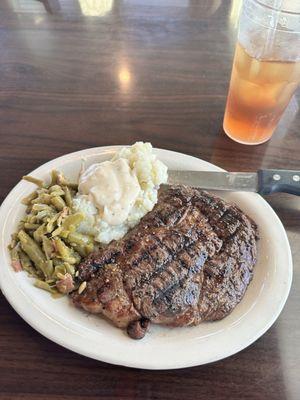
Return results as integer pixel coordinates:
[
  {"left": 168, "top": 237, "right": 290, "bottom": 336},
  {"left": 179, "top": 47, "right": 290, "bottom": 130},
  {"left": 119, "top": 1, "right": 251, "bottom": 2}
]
[
  {"left": 167, "top": 169, "right": 300, "bottom": 195},
  {"left": 168, "top": 170, "right": 258, "bottom": 192}
]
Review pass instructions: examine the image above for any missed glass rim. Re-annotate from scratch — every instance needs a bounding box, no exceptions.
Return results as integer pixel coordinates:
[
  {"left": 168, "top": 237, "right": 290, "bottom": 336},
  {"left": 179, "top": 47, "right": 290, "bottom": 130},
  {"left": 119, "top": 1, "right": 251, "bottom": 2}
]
[{"left": 253, "top": 0, "right": 300, "bottom": 16}]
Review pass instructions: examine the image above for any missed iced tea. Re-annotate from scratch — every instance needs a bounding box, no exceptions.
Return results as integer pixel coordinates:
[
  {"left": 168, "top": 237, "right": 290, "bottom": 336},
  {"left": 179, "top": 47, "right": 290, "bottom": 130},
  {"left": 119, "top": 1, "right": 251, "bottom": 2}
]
[{"left": 223, "top": 43, "right": 300, "bottom": 145}]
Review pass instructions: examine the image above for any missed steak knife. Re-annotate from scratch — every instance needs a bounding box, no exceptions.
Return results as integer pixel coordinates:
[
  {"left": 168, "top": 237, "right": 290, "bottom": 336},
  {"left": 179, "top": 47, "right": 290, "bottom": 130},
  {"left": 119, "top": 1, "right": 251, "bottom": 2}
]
[{"left": 168, "top": 169, "right": 300, "bottom": 196}]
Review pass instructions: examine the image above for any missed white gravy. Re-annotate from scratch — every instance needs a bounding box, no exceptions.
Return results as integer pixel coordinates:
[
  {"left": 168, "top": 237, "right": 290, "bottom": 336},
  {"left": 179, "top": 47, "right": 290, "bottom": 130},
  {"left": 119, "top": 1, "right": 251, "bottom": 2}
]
[{"left": 78, "top": 159, "right": 140, "bottom": 225}]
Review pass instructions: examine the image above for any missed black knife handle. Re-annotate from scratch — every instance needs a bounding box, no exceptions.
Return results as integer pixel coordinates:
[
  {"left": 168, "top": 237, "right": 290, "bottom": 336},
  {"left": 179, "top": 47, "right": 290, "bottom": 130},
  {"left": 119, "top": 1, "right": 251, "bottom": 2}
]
[{"left": 258, "top": 169, "right": 300, "bottom": 196}]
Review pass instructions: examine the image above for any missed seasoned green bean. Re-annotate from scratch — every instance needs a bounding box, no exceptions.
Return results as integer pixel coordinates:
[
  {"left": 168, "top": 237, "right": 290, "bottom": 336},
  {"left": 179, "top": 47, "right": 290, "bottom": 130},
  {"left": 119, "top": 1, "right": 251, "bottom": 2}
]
[
  {"left": 34, "top": 279, "right": 56, "bottom": 294},
  {"left": 57, "top": 207, "right": 69, "bottom": 227},
  {"left": 46, "top": 213, "right": 59, "bottom": 233},
  {"left": 50, "top": 196, "right": 66, "bottom": 211},
  {"left": 46, "top": 278, "right": 56, "bottom": 284},
  {"left": 73, "top": 251, "right": 81, "bottom": 265},
  {"left": 54, "top": 264, "right": 67, "bottom": 277},
  {"left": 54, "top": 238, "right": 77, "bottom": 264},
  {"left": 26, "top": 214, "right": 35, "bottom": 223},
  {"left": 51, "top": 226, "right": 63, "bottom": 237},
  {"left": 32, "top": 204, "right": 54, "bottom": 213},
  {"left": 85, "top": 243, "right": 94, "bottom": 255},
  {"left": 50, "top": 170, "right": 59, "bottom": 186},
  {"left": 10, "top": 246, "right": 22, "bottom": 272},
  {"left": 67, "top": 232, "right": 92, "bottom": 245},
  {"left": 49, "top": 185, "right": 65, "bottom": 195},
  {"left": 42, "top": 236, "right": 54, "bottom": 259},
  {"left": 21, "top": 191, "right": 38, "bottom": 205},
  {"left": 33, "top": 223, "right": 47, "bottom": 243},
  {"left": 63, "top": 186, "right": 73, "bottom": 207},
  {"left": 8, "top": 233, "right": 18, "bottom": 251},
  {"left": 35, "top": 209, "right": 55, "bottom": 221},
  {"left": 30, "top": 193, "right": 52, "bottom": 205},
  {"left": 24, "top": 223, "right": 40, "bottom": 230},
  {"left": 18, "top": 230, "right": 47, "bottom": 274},
  {"left": 62, "top": 213, "right": 85, "bottom": 232},
  {"left": 23, "top": 176, "right": 44, "bottom": 187},
  {"left": 70, "top": 243, "right": 86, "bottom": 257},
  {"left": 19, "top": 250, "right": 36, "bottom": 276},
  {"left": 64, "top": 262, "right": 75, "bottom": 276},
  {"left": 44, "top": 260, "right": 54, "bottom": 277},
  {"left": 66, "top": 232, "right": 94, "bottom": 257},
  {"left": 56, "top": 173, "right": 78, "bottom": 189},
  {"left": 10, "top": 169, "right": 97, "bottom": 297}
]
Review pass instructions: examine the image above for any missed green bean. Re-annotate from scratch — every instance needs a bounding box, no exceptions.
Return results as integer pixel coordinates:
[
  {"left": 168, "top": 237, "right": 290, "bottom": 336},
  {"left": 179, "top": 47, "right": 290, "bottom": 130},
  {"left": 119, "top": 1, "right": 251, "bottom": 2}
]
[
  {"left": 28, "top": 215, "right": 38, "bottom": 224},
  {"left": 51, "top": 226, "right": 63, "bottom": 237},
  {"left": 49, "top": 185, "right": 65, "bottom": 195},
  {"left": 19, "top": 250, "right": 37, "bottom": 276},
  {"left": 10, "top": 245, "right": 23, "bottom": 272},
  {"left": 42, "top": 236, "right": 54, "bottom": 259},
  {"left": 50, "top": 192, "right": 66, "bottom": 200},
  {"left": 57, "top": 207, "right": 69, "bottom": 227},
  {"left": 54, "top": 264, "right": 67, "bottom": 277},
  {"left": 51, "top": 292, "right": 64, "bottom": 299},
  {"left": 54, "top": 238, "right": 77, "bottom": 264},
  {"left": 44, "top": 260, "right": 54, "bottom": 277},
  {"left": 11, "top": 169, "right": 96, "bottom": 297},
  {"left": 50, "top": 196, "right": 66, "bottom": 211},
  {"left": 56, "top": 172, "right": 78, "bottom": 189},
  {"left": 46, "top": 213, "right": 59, "bottom": 233},
  {"left": 10, "top": 246, "right": 19, "bottom": 261},
  {"left": 19, "top": 249, "right": 31, "bottom": 267},
  {"left": 67, "top": 232, "right": 92, "bottom": 245},
  {"left": 23, "top": 176, "right": 44, "bottom": 187},
  {"left": 11, "top": 232, "right": 18, "bottom": 241},
  {"left": 62, "top": 213, "right": 85, "bottom": 232},
  {"left": 9, "top": 241, "right": 17, "bottom": 251},
  {"left": 32, "top": 203, "right": 54, "bottom": 213},
  {"left": 51, "top": 258, "right": 62, "bottom": 267},
  {"left": 68, "top": 183, "right": 78, "bottom": 190},
  {"left": 46, "top": 278, "right": 56, "bottom": 284},
  {"left": 66, "top": 233, "right": 94, "bottom": 257},
  {"left": 24, "top": 223, "right": 40, "bottom": 230},
  {"left": 70, "top": 243, "right": 86, "bottom": 257},
  {"left": 31, "top": 193, "right": 52, "bottom": 205},
  {"left": 34, "top": 279, "right": 56, "bottom": 294},
  {"left": 33, "top": 224, "right": 47, "bottom": 243},
  {"left": 50, "top": 170, "right": 59, "bottom": 186},
  {"left": 18, "top": 217, "right": 26, "bottom": 227},
  {"left": 26, "top": 205, "right": 32, "bottom": 214},
  {"left": 18, "top": 230, "right": 46, "bottom": 272},
  {"left": 85, "top": 243, "right": 94, "bottom": 255},
  {"left": 38, "top": 209, "right": 56, "bottom": 221},
  {"left": 72, "top": 251, "right": 81, "bottom": 265},
  {"left": 21, "top": 191, "right": 38, "bottom": 205},
  {"left": 59, "top": 229, "right": 70, "bottom": 239},
  {"left": 64, "top": 262, "right": 75, "bottom": 276},
  {"left": 9, "top": 236, "right": 18, "bottom": 249},
  {"left": 63, "top": 186, "right": 73, "bottom": 207}
]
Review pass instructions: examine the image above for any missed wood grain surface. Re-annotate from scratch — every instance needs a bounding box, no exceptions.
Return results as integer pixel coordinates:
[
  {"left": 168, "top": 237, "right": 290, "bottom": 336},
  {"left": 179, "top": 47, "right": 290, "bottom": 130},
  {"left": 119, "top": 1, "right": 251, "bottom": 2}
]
[{"left": 0, "top": 0, "right": 299, "bottom": 399}]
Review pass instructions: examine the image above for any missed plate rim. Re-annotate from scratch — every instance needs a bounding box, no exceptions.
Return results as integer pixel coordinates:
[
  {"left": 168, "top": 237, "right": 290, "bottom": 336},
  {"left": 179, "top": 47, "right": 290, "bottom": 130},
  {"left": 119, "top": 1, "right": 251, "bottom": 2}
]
[{"left": 0, "top": 146, "right": 293, "bottom": 369}]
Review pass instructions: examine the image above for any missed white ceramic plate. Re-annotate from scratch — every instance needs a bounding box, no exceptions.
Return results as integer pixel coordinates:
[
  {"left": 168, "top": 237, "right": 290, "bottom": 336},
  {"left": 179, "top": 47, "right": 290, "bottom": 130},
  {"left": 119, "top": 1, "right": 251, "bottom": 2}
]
[{"left": 0, "top": 147, "right": 293, "bottom": 370}]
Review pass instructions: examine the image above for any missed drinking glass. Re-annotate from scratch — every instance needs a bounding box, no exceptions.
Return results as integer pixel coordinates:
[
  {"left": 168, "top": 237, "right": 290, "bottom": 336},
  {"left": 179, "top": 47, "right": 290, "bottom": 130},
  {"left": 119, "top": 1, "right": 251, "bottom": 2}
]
[{"left": 223, "top": 0, "right": 300, "bottom": 145}]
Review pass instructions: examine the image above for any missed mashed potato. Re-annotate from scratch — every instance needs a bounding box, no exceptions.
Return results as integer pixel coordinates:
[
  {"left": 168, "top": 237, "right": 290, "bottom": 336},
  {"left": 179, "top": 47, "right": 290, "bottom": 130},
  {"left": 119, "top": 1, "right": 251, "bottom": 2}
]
[{"left": 73, "top": 142, "right": 168, "bottom": 244}]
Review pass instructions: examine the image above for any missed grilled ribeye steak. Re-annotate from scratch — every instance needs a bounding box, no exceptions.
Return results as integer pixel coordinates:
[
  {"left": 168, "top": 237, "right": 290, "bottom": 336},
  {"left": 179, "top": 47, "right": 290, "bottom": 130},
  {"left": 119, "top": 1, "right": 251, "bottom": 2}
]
[{"left": 71, "top": 186, "right": 259, "bottom": 338}]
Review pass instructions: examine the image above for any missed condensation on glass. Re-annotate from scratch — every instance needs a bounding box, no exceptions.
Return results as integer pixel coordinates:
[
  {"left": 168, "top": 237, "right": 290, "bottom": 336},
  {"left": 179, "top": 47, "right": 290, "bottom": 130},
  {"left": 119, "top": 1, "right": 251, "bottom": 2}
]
[{"left": 223, "top": 0, "right": 300, "bottom": 145}]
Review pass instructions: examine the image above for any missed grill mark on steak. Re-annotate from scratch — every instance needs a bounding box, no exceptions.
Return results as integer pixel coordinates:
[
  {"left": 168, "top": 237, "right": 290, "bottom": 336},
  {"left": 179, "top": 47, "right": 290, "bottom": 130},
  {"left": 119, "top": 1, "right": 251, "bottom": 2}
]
[
  {"left": 124, "top": 207, "right": 222, "bottom": 321},
  {"left": 71, "top": 185, "right": 258, "bottom": 337}
]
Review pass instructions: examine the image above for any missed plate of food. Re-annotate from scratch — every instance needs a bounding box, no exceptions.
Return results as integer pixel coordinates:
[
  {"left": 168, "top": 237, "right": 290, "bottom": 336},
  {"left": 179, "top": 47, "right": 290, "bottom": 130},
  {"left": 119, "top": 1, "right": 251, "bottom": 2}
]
[{"left": 0, "top": 143, "right": 292, "bottom": 369}]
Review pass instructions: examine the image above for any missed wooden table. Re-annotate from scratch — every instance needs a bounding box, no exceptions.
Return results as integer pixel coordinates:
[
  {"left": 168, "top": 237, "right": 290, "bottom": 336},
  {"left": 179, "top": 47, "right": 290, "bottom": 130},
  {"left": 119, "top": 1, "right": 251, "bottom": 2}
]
[{"left": 0, "top": 1, "right": 299, "bottom": 399}]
